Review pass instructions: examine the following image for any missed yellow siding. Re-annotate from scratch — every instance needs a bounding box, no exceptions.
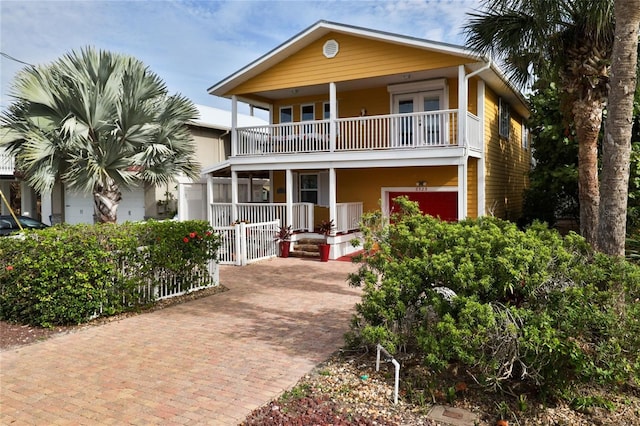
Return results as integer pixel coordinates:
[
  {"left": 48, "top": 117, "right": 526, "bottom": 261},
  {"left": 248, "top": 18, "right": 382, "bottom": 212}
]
[
  {"left": 338, "top": 167, "right": 457, "bottom": 213},
  {"left": 273, "top": 86, "right": 390, "bottom": 123},
  {"left": 483, "top": 88, "right": 530, "bottom": 220},
  {"left": 230, "top": 32, "right": 468, "bottom": 95},
  {"left": 467, "top": 158, "right": 478, "bottom": 218}
]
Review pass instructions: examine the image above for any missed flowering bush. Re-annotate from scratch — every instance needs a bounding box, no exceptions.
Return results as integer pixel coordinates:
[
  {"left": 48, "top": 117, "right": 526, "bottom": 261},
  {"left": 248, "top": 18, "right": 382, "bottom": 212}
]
[{"left": 0, "top": 220, "right": 220, "bottom": 326}]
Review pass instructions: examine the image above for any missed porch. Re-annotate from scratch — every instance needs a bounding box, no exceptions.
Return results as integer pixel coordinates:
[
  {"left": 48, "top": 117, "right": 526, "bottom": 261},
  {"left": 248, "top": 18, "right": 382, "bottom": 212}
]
[
  {"left": 233, "top": 109, "right": 482, "bottom": 157},
  {"left": 0, "top": 149, "right": 15, "bottom": 176},
  {"left": 210, "top": 201, "right": 363, "bottom": 234}
]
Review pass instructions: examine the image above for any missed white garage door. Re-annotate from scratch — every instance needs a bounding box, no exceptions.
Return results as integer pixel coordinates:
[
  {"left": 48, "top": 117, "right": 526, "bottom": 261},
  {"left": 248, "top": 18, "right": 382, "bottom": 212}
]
[{"left": 65, "top": 187, "right": 146, "bottom": 224}]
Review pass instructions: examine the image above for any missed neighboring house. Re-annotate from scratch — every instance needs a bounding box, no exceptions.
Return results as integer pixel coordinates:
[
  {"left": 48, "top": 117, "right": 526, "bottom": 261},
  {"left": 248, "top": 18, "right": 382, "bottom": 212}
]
[
  {"left": 204, "top": 21, "right": 531, "bottom": 260},
  {"left": 0, "top": 105, "right": 267, "bottom": 224}
]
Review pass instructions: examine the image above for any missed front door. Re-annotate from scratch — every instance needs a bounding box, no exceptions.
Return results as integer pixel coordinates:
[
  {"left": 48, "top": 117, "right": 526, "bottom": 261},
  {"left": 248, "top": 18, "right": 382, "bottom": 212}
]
[
  {"left": 387, "top": 190, "right": 457, "bottom": 222},
  {"left": 393, "top": 91, "right": 443, "bottom": 146}
]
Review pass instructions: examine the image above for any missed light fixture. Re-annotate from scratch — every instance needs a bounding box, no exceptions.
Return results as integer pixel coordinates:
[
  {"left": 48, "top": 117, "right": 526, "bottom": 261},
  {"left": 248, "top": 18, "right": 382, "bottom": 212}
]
[
  {"left": 416, "top": 180, "right": 427, "bottom": 187},
  {"left": 402, "top": 73, "right": 411, "bottom": 80}
]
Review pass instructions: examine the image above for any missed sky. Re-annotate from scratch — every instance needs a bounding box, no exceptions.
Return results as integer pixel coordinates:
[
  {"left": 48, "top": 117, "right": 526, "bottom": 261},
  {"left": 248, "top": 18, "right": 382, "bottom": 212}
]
[{"left": 0, "top": 0, "right": 482, "bottom": 117}]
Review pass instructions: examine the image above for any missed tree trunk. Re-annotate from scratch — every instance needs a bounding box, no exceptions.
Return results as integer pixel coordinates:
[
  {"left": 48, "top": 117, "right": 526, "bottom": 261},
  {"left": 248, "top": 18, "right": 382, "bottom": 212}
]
[
  {"left": 93, "top": 179, "right": 122, "bottom": 224},
  {"left": 597, "top": 0, "right": 640, "bottom": 256},
  {"left": 573, "top": 98, "right": 604, "bottom": 246}
]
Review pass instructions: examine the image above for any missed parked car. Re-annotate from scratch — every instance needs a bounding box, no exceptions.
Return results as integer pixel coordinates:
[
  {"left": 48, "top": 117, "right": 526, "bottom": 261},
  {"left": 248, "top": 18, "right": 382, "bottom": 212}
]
[{"left": 0, "top": 215, "right": 49, "bottom": 236}]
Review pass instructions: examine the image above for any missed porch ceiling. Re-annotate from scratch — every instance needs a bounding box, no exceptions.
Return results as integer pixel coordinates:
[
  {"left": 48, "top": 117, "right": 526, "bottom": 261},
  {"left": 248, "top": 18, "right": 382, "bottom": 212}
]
[{"left": 239, "top": 67, "right": 460, "bottom": 103}]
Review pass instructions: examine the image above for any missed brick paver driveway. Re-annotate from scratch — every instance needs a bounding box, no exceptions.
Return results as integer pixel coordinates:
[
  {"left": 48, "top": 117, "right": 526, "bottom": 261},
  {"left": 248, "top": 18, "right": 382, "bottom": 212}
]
[{"left": 0, "top": 258, "right": 361, "bottom": 425}]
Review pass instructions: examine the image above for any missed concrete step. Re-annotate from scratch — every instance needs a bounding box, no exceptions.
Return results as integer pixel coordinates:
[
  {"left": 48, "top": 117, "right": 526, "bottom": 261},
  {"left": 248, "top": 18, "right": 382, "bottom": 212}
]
[
  {"left": 289, "top": 250, "right": 320, "bottom": 259},
  {"left": 295, "top": 244, "right": 321, "bottom": 253},
  {"left": 295, "top": 238, "right": 326, "bottom": 245}
]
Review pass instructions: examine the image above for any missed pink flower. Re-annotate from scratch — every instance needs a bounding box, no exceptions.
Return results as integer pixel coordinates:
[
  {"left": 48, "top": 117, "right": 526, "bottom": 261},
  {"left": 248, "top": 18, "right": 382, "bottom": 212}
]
[
  {"left": 183, "top": 237, "right": 189, "bottom": 243},
  {"left": 205, "top": 231, "right": 212, "bottom": 237},
  {"left": 6, "top": 265, "right": 13, "bottom": 271},
  {"left": 189, "top": 232, "right": 197, "bottom": 239}
]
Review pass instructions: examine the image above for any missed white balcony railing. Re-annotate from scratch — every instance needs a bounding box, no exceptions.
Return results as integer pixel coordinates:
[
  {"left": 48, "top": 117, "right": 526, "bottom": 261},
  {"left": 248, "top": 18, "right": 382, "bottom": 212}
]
[
  {"left": 0, "top": 150, "right": 15, "bottom": 176},
  {"left": 235, "top": 110, "right": 480, "bottom": 156},
  {"left": 467, "top": 112, "right": 482, "bottom": 151},
  {"left": 209, "top": 202, "right": 314, "bottom": 232}
]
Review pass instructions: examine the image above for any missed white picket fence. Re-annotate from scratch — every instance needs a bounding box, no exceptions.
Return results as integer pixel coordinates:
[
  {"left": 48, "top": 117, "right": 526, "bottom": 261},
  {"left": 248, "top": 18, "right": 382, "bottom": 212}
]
[
  {"left": 135, "top": 260, "right": 219, "bottom": 301},
  {"left": 215, "top": 220, "right": 280, "bottom": 266}
]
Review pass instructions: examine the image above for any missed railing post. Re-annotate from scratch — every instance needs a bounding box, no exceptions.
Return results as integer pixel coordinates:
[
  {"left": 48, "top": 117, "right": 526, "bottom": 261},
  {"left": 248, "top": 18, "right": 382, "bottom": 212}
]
[
  {"left": 307, "top": 203, "right": 314, "bottom": 232},
  {"left": 231, "top": 95, "right": 238, "bottom": 157},
  {"left": 458, "top": 65, "right": 467, "bottom": 148}
]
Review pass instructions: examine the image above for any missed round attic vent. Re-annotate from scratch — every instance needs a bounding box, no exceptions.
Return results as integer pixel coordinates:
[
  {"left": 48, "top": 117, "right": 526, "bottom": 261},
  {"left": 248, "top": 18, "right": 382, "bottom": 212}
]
[{"left": 323, "top": 39, "right": 339, "bottom": 58}]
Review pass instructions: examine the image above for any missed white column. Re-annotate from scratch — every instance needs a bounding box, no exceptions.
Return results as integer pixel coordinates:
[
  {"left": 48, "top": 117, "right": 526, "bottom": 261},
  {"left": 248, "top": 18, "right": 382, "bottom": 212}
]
[
  {"left": 206, "top": 175, "right": 214, "bottom": 224},
  {"left": 329, "top": 82, "right": 337, "bottom": 152},
  {"left": 458, "top": 163, "right": 467, "bottom": 220},
  {"left": 457, "top": 65, "right": 467, "bottom": 147},
  {"left": 20, "top": 181, "right": 34, "bottom": 217},
  {"left": 231, "top": 170, "right": 238, "bottom": 223},
  {"left": 0, "top": 180, "right": 11, "bottom": 215},
  {"left": 268, "top": 171, "right": 274, "bottom": 203},
  {"left": 285, "top": 169, "right": 293, "bottom": 228},
  {"left": 231, "top": 95, "right": 238, "bottom": 157},
  {"left": 40, "top": 191, "right": 53, "bottom": 224},
  {"left": 477, "top": 80, "right": 486, "bottom": 216},
  {"left": 328, "top": 167, "right": 337, "bottom": 230}
]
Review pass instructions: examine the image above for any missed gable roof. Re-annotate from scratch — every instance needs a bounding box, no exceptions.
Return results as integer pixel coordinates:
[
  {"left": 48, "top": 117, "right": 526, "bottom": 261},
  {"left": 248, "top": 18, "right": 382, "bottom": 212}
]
[{"left": 208, "top": 20, "right": 527, "bottom": 117}]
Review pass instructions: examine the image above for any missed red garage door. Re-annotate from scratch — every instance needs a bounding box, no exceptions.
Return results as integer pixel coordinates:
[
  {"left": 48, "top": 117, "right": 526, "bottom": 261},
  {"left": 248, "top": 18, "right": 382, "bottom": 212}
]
[{"left": 388, "top": 191, "right": 458, "bottom": 221}]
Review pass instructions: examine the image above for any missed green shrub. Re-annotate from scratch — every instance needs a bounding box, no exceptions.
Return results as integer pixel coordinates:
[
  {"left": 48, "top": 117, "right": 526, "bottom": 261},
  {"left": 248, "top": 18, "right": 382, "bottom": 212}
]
[
  {"left": 0, "top": 220, "right": 219, "bottom": 326},
  {"left": 348, "top": 197, "right": 640, "bottom": 391}
]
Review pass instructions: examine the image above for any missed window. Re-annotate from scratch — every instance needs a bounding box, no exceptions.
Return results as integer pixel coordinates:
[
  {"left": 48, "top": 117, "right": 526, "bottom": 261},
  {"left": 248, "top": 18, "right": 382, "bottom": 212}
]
[
  {"left": 521, "top": 123, "right": 530, "bottom": 150},
  {"left": 323, "top": 102, "right": 330, "bottom": 119},
  {"left": 299, "top": 174, "right": 318, "bottom": 204},
  {"left": 301, "top": 104, "right": 314, "bottom": 121},
  {"left": 499, "top": 97, "right": 510, "bottom": 139},
  {"left": 280, "top": 106, "right": 292, "bottom": 123}
]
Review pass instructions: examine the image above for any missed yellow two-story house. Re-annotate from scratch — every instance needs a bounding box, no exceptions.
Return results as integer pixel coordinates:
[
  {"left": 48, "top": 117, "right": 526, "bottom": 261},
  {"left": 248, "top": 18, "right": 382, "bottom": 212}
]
[{"left": 205, "top": 21, "right": 530, "bottom": 260}]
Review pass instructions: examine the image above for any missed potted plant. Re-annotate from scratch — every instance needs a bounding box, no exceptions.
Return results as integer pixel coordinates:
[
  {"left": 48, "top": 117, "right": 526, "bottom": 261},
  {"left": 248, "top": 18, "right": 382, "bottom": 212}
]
[
  {"left": 318, "top": 219, "right": 334, "bottom": 262},
  {"left": 274, "top": 225, "right": 292, "bottom": 258}
]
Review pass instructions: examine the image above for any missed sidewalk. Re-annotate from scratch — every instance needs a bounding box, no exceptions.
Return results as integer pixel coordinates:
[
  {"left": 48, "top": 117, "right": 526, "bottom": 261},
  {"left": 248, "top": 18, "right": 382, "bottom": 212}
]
[{"left": 0, "top": 257, "right": 361, "bottom": 425}]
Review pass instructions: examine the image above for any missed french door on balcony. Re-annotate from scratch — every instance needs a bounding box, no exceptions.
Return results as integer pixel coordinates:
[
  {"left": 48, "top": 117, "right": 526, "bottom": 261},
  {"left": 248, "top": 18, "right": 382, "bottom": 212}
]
[{"left": 393, "top": 91, "right": 444, "bottom": 146}]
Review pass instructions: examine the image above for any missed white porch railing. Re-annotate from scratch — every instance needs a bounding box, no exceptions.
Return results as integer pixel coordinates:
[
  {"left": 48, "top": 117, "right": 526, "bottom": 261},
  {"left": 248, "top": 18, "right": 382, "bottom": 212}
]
[
  {"left": 467, "top": 112, "right": 482, "bottom": 151},
  {"left": 235, "top": 110, "right": 482, "bottom": 156},
  {"left": 215, "top": 220, "right": 279, "bottom": 266},
  {"left": 336, "top": 202, "right": 363, "bottom": 234},
  {"left": 0, "top": 150, "right": 15, "bottom": 176},
  {"left": 210, "top": 202, "right": 314, "bottom": 232}
]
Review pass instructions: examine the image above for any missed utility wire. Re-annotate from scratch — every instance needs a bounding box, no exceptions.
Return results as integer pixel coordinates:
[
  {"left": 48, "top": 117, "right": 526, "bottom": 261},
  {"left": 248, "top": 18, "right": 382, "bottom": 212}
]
[{"left": 0, "top": 52, "right": 34, "bottom": 67}]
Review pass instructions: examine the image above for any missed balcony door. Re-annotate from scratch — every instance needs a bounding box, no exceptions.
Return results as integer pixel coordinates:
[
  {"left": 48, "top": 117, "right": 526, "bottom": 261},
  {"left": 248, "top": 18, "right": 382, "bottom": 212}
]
[{"left": 393, "top": 91, "right": 443, "bottom": 146}]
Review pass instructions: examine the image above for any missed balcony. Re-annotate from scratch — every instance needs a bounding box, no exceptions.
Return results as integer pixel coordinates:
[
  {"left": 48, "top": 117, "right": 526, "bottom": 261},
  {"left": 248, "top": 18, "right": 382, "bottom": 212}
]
[
  {"left": 0, "top": 150, "right": 15, "bottom": 176},
  {"left": 234, "top": 110, "right": 481, "bottom": 157}
]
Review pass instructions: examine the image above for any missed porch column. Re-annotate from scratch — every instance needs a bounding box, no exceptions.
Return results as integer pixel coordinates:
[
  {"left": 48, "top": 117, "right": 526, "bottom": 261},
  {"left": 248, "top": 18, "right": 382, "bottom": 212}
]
[
  {"left": 477, "top": 80, "right": 486, "bottom": 216},
  {"left": 0, "top": 180, "right": 10, "bottom": 215},
  {"left": 268, "top": 171, "right": 274, "bottom": 202},
  {"left": 458, "top": 163, "right": 467, "bottom": 220},
  {"left": 231, "top": 95, "right": 238, "bottom": 157},
  {"left": 285, "top": 168, "right": 293, "bottom": 228},
  {"left": 40, "top": 192, "right": 52, "bottom": 224},
  {"left": 231, "top": 170, "right": 238, "bottom": 223},
  {"left": 20, "top": 181, "right": 34, "bottom": 217},
  {"left": 329, "top": 82, "right": 337, "bottom": 152},
  {"left": 206, "top": 174, "right": 214, "bottom": 224},
  {"left": 458, "top": 65, "right": 467, "bottom": 147},
  {"left": 328, "top": 167, "right": 337, "bottom": 232}
]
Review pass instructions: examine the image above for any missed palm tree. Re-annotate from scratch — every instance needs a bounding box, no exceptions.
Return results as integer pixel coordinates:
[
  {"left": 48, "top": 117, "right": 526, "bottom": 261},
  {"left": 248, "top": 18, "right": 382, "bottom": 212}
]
[
  {"left": 465, "top": 0, "right": 614, "bottom": 246},
  {"left": 0, "top": 47, "right": 199, "bottom": 223},
  {"left": 598, "top": 0, "right": 640, "bottom": 255}
]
